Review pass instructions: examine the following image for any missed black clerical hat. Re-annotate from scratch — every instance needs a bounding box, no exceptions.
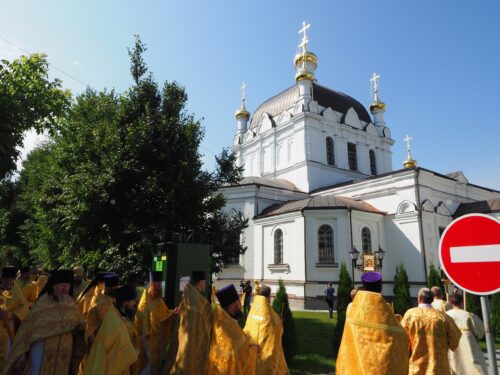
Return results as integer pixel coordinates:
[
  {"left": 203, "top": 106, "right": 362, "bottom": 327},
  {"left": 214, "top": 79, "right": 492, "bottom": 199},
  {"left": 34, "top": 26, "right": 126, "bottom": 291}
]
[
  {"left": 104, "top": 273, "right": 119, "bottom": 288},
  {"left": 191, "top": 271, "right": 205, "bottom": 282},
  {"left": 216, "top": 284, "right": 239, "bottom": 308},
  {"left": 50, "top": 270, "right": 74, "bottom": 284},
  {"left": 115, "top": 285, "right": 137, "bottom": 305},
  {"left": 95, "top": 272, "right": 109, "bottom": 283},
  {"left": 20, "top": 266, "right": 30, "bottom": 274},
  {"left": 149, "top": 271, "right": 162, "bottom": 282},
  {"left": 1, "top": 267, "right": 17, "bottom": 279}
]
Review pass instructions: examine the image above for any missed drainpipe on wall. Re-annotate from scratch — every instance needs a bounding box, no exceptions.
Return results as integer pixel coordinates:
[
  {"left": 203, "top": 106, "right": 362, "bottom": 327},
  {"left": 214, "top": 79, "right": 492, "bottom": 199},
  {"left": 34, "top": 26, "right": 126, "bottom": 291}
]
[
  {"left": 348, "top": 208, "right": 355, "bottom": 284},
  {"left": 415, "top": 168, "right": 429, "bottom": 285}
]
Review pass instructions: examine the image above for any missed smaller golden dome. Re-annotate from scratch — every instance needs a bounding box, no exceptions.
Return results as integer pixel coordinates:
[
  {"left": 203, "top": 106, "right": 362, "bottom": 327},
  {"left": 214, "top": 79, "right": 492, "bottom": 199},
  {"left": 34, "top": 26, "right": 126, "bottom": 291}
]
[
  {"left": 235, "top": 106, "right": 250, "bottom": 119},
  {"left": 370, "top": 101, "right": 386, "bottom": 112},
  {"left": 294, "top": 51, "right": 318, "bottom": 68},
  {"left": 403, "top": 158, "right": 417, "bottom": 169}
]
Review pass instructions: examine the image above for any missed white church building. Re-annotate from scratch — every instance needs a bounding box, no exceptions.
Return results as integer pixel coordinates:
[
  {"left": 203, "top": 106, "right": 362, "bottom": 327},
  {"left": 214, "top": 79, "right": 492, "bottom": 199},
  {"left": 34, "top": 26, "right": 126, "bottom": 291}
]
[{"left": 216, "top": 24, "right": 500, "bottom": 308}]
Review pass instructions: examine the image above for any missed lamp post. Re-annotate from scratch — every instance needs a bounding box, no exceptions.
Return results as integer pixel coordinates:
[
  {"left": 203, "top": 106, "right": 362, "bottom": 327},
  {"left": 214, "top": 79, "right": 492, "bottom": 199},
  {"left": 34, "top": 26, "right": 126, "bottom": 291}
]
[
  {"left": 375, "top": 246, "right": 385, "bottom": 270},
  {"left": 349, "top": 246, "right": 360, "bottom": 282}
]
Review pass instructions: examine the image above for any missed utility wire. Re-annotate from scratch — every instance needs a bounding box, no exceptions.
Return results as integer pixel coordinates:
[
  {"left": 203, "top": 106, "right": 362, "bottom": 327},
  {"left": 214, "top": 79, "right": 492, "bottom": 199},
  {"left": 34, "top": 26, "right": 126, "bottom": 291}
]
[{"left": 0, "top": 35, "right": 91, "bottom": 88}]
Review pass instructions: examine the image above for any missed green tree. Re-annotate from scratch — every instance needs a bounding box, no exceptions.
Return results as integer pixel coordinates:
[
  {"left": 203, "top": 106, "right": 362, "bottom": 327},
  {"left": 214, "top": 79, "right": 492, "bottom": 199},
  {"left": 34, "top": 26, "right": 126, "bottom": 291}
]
[
  {"left": 0, "top": 54, "right": 70, "bottom": 179},
  {"left": 15, "top": 36, "right": 247, "bottom": 280},
  {"left": 427, "top": 263, "right": 444, "bottom": 292},
  {"left": 272, "top": 279, "right": 297, "bottom": 363},
  {"left": 491, "top": 292, "right": 500, "bottom": 339},
  {"left": 333, "top": 261, "right": 353, "bottom": 357},
  {"left": 393, "top": 263, "right": 411, "bottom": 315},
  {"left": 466, "top": 293, "right": 482, "bottom": 317}
]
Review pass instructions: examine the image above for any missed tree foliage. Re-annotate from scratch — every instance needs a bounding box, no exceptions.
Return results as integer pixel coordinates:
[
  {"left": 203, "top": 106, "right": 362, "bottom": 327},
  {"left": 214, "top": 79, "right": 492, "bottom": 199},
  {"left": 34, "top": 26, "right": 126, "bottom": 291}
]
[
  {"left": 0, "top": 54, "right": 70, "bottom": 179},
  {"left": 466, "top": 292, "right": 482, "bottom": 318},
  {"left": 393, "top": 263, "right": 411, "bottom": 315},
  {"left": 7, "top": 37, "right": 247, "bottom": 280},
  {"left": 427, "top": 263, "right": 444, "bottom": 292},
  {"left": 333, "top": 261, "right": 353, "bottom": 357},
  {"left": 272, "top": 279, "right": 297, "bottom": 363},
  {"left": 491, "top": 292, "right": 500, "bottom": 339}
]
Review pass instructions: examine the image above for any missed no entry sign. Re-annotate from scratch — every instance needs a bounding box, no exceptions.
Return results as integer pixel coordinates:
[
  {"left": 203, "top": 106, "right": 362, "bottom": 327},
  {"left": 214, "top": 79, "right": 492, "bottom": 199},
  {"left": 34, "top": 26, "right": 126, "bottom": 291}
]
[{"left": 439, "top": 213, "right": 500, "bottom": 295}]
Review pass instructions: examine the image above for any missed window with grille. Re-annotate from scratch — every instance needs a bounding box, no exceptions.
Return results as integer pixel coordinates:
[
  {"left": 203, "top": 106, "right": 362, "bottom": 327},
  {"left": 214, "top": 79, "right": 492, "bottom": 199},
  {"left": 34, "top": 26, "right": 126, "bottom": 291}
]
[
  {"left": 362, "top": 227, "right": 372, "bottom": 253},
  {"left": 326, "top": 137, "right": 335, "bottom": 165},
  {"left": 274, "top": 229, "right": 283, "bottom": 264},
  {"left": 318, "top": 225, "right": 335, "bottom": 263},
  {"left": 369, "top": 149, "right": 377, "bottom": 175},
  {"left": 348, "top": 142, "right": 358, "bottom": 171}
]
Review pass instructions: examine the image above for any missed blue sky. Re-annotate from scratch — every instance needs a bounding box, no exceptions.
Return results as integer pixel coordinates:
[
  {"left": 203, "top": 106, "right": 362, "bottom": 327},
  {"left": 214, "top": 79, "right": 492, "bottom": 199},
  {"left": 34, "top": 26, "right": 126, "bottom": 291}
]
[{"left": 1, "top": 1, "right": 499, "bottom": 189}]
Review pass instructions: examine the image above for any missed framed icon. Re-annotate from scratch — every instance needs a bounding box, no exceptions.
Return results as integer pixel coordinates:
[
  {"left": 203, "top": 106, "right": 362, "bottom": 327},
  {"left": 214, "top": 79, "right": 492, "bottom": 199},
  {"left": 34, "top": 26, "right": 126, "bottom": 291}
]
[{"left": 363, "top": 254, "right": 375, "bottom": 271}]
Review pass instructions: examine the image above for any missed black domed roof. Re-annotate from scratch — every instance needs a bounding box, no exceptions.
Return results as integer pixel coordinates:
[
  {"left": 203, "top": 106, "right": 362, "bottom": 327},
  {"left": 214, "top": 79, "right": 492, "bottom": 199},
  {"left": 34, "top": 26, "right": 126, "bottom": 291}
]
[{"left": 249, "top": 82, "right": 372, "bottom": 130}]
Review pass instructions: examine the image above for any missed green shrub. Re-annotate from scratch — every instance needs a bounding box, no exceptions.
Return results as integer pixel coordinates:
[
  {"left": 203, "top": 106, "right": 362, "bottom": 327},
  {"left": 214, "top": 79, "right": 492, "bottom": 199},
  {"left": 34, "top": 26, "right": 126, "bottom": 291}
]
[
  {"left": 332, "top": 261, "right": 353, "bottom": 357},
  {"left": 272, "top": 279, "right": 297, "bottom": 362},
  {"left": 427, "top": 263, "right": 444, "bottom": 292},
  {"left": 393, "top": 263, "right": 411, "bottom": 315}
]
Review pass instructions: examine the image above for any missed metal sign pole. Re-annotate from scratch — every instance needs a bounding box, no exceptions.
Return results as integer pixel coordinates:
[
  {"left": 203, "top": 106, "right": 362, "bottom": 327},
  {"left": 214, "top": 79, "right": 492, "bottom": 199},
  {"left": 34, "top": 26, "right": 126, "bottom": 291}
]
[{"left": 481, "top": 296, "right": 498, "bottom": 375}]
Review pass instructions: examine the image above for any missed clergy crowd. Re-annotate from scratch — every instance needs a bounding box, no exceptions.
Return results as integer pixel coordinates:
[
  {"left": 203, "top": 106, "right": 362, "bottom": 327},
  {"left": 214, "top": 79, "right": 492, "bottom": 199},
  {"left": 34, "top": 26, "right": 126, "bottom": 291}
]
[{"left": 0, "top": 265, "right": 491, "bottom": 375}]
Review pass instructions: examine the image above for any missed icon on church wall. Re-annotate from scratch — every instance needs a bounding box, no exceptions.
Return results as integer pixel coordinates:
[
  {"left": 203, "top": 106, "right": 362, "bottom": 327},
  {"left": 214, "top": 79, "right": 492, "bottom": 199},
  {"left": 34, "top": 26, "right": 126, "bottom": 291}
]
[{"left": 363, "top": 254, "right": 376, "bottom": 272}]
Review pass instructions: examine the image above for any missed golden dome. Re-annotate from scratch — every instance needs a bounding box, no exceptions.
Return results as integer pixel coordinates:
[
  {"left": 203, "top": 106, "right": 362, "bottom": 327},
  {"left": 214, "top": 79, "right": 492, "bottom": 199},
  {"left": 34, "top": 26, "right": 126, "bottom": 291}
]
[
  {"left": 294, "top": 51, "right": 318, "bottom": 68},
  {"left": 235, "top": 106, "right": 250, "bottom": 119},
  {"left": 403, "top": 157, "right": 417, "bottom": 169},
  {"left": 370, "top": 101, "right": 386, "bottom": 112}
]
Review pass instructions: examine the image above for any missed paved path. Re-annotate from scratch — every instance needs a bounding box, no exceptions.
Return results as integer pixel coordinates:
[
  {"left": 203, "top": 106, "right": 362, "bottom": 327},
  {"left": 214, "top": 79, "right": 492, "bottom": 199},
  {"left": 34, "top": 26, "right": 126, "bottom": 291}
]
[{"left": 484, "top": 349, "right": 500, "bottom": 371}]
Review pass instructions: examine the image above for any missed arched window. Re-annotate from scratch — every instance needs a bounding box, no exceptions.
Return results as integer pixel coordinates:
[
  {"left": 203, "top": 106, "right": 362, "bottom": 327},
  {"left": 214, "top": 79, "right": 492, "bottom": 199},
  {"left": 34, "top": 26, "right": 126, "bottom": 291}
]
[
  {"left": 369, "top": 150, "right": 377, "bottom": 175},
  {"left": 318, "top": 225, "right": 334, "bottom": 263},
  {"left": 274, "top": 229, "right": 283, "bottom": 264},
  {"left": 362, "top": 227, "right": 372, "bottom": 253},
  {"left": 326, "top": 137, "right": 335, "bottom": 165}
]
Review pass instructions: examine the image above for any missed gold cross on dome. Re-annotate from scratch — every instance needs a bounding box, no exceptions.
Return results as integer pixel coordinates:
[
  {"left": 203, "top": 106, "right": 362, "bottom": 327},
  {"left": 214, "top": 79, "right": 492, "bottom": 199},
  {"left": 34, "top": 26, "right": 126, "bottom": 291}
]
[
  {"left": 370, "top": 72, "right": 381, "bottom": 102},
  {"left": 404, "top": 134, "right": 413, "bottom": 152},
  {"left": 298, "top": 21, "right": 311, "bottom": 53},
  {"left": 240, "top": 81, "right": 247, "bottom": 102}
]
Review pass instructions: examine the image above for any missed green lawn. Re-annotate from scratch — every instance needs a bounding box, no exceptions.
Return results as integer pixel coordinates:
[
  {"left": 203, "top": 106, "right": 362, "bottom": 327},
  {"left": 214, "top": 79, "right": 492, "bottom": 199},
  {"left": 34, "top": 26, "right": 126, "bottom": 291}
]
[
  {"left": 479, "top": 335, "right": 500, "bottom": 352},
  {"left": 289, "top": 311, "right": 336, "bottom": 375}
]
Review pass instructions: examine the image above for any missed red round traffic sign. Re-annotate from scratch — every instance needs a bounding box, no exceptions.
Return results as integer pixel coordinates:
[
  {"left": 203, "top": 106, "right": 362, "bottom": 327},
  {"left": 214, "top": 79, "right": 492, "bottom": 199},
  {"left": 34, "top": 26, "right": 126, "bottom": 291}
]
[{"left": 439, "top": 213, "right": 500, "bottom": 295}]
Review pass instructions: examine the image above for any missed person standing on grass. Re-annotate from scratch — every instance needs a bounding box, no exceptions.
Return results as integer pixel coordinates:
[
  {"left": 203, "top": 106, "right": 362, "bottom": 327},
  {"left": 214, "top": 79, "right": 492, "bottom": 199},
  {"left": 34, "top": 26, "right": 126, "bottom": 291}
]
[
  {"left": 324, "top": 282, "right": 335, "bottom": 319},
  {"left": 336, "top": 272, "right": 409, "bottom": 375},
  {"left": 447, "top": 294, "right": 487, "bottom": 375}
]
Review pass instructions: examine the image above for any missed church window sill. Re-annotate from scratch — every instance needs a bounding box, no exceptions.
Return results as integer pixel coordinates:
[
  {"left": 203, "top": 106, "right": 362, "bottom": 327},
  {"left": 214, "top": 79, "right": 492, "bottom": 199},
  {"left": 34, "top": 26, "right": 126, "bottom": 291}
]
[
  {"left": 267, "top": 264, "right": 290, "bottom": 274},
  {"left": 316, "top": 263, "right": 339, "bottom": 268}
]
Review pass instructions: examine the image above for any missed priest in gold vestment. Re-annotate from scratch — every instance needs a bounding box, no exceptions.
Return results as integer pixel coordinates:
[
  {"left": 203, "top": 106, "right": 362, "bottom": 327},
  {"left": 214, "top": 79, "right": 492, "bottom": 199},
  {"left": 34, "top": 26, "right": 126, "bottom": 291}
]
[
  {"left": 23, "top": 271, "right": 48, "bottom": 305},
  {"left": 83, "top": 285, "right": 139, "bottom": 375},
  {"left": 85, "top": 273, "right": 119, "bottom": 343},
  {"left": 447, "top": 294, "right": 487, "bottom": 375},
  {"left": 401, "top": 287, "right": 462, "bottom": 375},
  {"left": 244, "top": 287, "right": 288, "bottom": 375},
  {"left": 77, "top": 272, "right": 107, "bottom": 320},
  {"left": 0, "top": 267, "right": 30, "bottom": 369},
  {"left": 171, "top": 271, "right": 212, "bottom": 375},
  {"left": 135, "top": 271, "right": 178, "bottom": 375},
  {"left": 336, "top": 272, "right": 409, "bottom": 375},
  {"left": 207, "top": 284, "right": 257, "bottom": 375},
  {"left": 72, "top": 266, "right": 90, "bottom": 301},
  {"left": 3, "top": 270, "right": 84, "bottom": 375},
  {"left": 14, "top": 266, "right": 33, "bottom": 291},
  {"left": 431, "top": 286, "right": 452, "bottom": 313}
]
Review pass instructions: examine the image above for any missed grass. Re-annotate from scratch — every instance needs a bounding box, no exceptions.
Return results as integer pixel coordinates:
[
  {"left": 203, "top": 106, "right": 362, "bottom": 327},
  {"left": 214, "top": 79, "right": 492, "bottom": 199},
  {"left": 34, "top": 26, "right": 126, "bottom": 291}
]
[
  {"left": 288, "top": 311, "right": 336, "bottom": 375},
  {"left": 479, "top": 335, "right": 500, "bottom": 352}
]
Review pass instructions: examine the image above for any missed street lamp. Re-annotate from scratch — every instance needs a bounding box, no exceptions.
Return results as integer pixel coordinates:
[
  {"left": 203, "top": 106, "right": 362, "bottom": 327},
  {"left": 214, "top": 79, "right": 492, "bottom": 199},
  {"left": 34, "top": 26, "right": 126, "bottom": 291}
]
[
  {"left": 349, "top": 246, "right": 360, "bottom": 281},
  {"left": 375, "top": 246, "right": 385, "bottom": 269}
]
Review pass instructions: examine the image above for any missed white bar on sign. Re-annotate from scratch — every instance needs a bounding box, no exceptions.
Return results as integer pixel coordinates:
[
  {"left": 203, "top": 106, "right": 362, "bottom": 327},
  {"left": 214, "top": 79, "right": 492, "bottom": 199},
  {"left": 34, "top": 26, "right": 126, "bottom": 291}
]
[{"left": 450, "top": 244, "right": 500, "bottom": 263}]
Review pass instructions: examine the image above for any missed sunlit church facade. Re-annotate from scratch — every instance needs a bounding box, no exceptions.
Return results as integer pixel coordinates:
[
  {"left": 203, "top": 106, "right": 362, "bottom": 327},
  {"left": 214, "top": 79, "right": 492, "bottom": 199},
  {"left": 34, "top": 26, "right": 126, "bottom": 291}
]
[{"left": 216, "top": 24, "right": 500, "bottom": 308}]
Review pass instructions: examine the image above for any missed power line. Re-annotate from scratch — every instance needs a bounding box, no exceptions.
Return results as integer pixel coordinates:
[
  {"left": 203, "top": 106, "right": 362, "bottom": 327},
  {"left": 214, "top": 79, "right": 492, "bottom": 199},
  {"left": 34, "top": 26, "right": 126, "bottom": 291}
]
[{"left": 0, "top": 35, "right": 91, "bottom": 88}]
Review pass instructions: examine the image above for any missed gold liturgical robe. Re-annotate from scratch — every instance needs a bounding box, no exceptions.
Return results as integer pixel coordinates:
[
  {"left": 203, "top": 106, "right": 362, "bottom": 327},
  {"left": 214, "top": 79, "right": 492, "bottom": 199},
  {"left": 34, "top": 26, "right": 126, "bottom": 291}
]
[
  {"left": 336, "top": 291, "right": 409, "bottom": 375},
  {"left": 0, "top": 286, "right": 29, "bottom": 369},
  {"left": 85, "top": 291, "right": 114, "bottom": 341},
  {"left": 207, "top": 304, "right": 257, "bottom": 375},
  {"left": 447, "top": 308, "right": 487, "bottom": 375},
  {"left": 78, "top": 283, "right": 103, "bottom": 320},
  {"left": 243, "top": 295, "right": 288, "bottom": 375},
  {"left": 73, "top": 279, "right": 91, "bottom": 301},
  {"left": 171, "top": 283, "right": 212, "bottom": 375},
  {"left": 135, "top": 288, "right": 175, "bottom": 375},
  {"left": 23, "top": 275, "right": 48, "bottom": 305},
  {"left": 401, "top": 306, "right": 461, "bottom": 375},
  {"left": 83, "top": 305, "right": 139, "bottom": 375},
  {"left": 2, "top": 293, "right": 82, "bottom": 375}
]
